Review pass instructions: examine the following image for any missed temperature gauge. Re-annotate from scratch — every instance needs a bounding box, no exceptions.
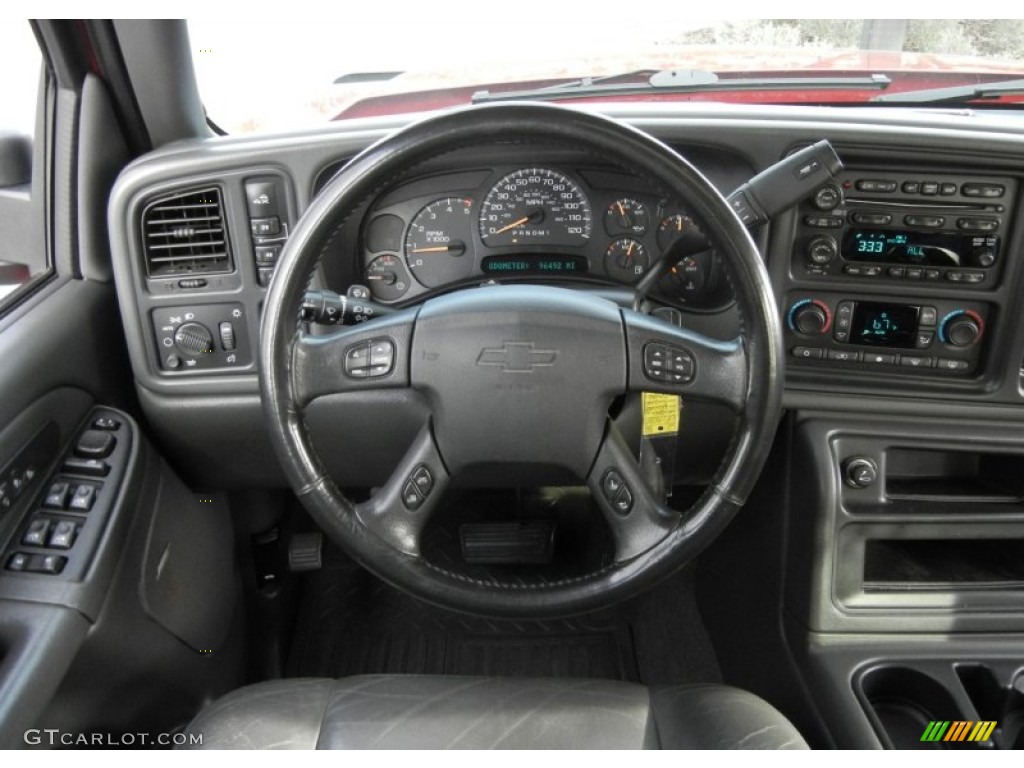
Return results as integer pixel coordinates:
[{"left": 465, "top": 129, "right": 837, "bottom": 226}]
[
  {"left": 366, "top": 253, "right": 411, "bottom": 302},
  {"left": 605, "top": 238, "right": 648, "bottom": 283},
  {"left": 657, "top": 213, "right": 696, "bottom": 251}
]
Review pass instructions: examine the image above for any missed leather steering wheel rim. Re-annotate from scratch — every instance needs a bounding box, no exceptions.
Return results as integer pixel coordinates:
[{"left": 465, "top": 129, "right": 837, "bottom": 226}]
[{"left": 259, "top": 103, "right": 783, "bottom": 618}]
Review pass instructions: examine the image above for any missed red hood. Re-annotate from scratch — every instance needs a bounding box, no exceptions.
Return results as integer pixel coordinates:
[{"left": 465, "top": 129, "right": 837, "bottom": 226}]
[{"left": 329, "top": 48, "right": 1024, "bottom": 121}]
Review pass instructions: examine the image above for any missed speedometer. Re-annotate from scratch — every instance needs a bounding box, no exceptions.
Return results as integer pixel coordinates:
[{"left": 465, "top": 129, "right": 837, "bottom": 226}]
[{"left": 479, "top": 168, "right": 592, "bottom": 247}]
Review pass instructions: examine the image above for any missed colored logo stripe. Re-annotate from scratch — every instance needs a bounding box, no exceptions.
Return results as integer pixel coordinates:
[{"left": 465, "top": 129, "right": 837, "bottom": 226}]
[{"left": 921, "top": 720, "right": 997, "bottom": 742}]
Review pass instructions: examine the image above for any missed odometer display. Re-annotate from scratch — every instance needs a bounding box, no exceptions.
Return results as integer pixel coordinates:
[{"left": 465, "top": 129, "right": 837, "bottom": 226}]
[
  {"left": 479, "top": 168, "right": 592, "bottom": 246},
  {"left": 481, "top": 255, "right": 587, "bottom": 275}
]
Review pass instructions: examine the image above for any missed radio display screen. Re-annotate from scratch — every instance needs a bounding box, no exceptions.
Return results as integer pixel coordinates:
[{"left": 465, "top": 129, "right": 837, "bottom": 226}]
[
  {"left": 481, "top": 255, "right": 588, "bottom": 276},
  {"left": 851, "top": 302, "right": 919, "bottom": 348},
  {"left": 842, "top": 230, "right": 979, "bottom": 267}
]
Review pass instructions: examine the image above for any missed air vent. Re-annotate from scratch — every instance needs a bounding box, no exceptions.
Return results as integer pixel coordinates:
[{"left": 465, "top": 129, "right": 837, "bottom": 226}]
[{"left": 141, "top": 188, "right": 233, "bottom": 278}]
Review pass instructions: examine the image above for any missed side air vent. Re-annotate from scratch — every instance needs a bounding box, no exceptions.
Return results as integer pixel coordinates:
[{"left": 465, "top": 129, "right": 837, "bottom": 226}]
[{"left": 141, "top": 187, "right": 233, "bottom": 278}]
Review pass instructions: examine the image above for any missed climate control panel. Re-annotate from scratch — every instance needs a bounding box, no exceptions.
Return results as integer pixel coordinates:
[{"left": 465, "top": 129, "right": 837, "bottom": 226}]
[
  {"left": 784, "top": 293, "right": 987, "bottom": 374},
  {"left": 152, "top": 302, "right": 252, "bottom": 372}
]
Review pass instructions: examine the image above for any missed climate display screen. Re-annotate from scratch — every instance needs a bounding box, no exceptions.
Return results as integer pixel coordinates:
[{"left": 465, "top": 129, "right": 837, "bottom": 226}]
[
  {"left": 851, "top": 302, "right": 919, "bottom": 348},
  {"left": 481, "top": 255, "right": 588, "bottom": 276},
  {"left": 842, "top": 230, "right": 970, "bottom": 267}
]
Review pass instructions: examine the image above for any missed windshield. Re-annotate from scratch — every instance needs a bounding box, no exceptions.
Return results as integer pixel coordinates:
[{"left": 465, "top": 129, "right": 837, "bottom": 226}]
[{"left": 189, "top": 17, "right": 1024, "bottom": 135}]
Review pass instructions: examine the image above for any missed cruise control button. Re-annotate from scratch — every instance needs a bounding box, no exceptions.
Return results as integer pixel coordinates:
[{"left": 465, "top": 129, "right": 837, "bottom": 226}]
[{"left": 937, "top": 358, "right": 969, "bottom": 371}]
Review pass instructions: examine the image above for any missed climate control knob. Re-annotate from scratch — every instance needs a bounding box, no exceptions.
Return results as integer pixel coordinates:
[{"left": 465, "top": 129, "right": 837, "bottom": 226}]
[
  {"left": 789, "top": 299, "right": 832, "bottom": 336},
  {"left": 806, "top": 235, "right": 838, "bottom": 265},
  {"left": 174, "top": 322, "right": 215, "bottom": 356},
  {"left": 940, "top": 311, "right": 984, "bottom": 348}
]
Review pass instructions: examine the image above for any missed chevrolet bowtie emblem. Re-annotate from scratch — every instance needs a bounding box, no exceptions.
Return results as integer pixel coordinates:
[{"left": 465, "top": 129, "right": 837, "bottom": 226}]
[{"left": 476, "top": 342, "right": 557, "bottom": 373}]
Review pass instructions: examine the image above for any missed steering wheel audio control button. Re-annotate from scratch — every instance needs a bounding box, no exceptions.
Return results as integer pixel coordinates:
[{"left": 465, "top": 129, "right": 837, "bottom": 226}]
[
  {"left": 345, "top": 339, "right": 396, "bottom": 379},
  {"left": 602, "top": 470, "right": 625, "bottom": 499},
  {"left": 402, "top": 481, "right": 425, "bottom": 511},
  {"left": 644, "top": 342, "right": 695, "bottom": 383},
  {"left": 411, "top": 465, "right": 433, "bottom": 496}
]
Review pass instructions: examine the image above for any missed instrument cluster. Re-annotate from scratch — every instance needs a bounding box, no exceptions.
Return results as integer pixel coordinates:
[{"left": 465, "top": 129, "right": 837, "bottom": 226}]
[{"left": 359, "top": 164, "right": 730, "bottom": 307}]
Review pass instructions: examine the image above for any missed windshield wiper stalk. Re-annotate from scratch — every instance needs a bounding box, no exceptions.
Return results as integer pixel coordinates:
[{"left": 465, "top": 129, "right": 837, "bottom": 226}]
[{"left": 472, "top": 70, "right": 892, "bottom": 104}]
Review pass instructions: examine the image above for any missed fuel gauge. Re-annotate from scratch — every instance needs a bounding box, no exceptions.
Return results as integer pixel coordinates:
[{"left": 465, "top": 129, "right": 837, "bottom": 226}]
[
  {"left": 605, "top": 238, "right": 648, "bottom": 283},
  {"left": 366, "top": 253, "right": 411, "bottom": 302}
]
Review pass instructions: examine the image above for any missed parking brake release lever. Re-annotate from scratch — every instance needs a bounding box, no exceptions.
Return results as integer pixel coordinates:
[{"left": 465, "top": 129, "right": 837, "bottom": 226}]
[
  {"left": 633, "top": 139, "right": 843, "bottom": 309},
  {"left": 301, "top": 285, "right": 393, "bottom": 325}
]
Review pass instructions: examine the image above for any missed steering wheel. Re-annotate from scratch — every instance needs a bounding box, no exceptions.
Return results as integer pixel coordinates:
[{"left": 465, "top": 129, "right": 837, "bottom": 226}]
[{"left": 259, "top": 103, "right": 783, "bottom": 618}]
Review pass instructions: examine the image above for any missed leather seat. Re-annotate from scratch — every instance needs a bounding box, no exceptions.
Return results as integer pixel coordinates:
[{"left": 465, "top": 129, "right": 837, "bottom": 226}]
[{"left": 183, "top": 675, "right": 808, "bottom": 749}]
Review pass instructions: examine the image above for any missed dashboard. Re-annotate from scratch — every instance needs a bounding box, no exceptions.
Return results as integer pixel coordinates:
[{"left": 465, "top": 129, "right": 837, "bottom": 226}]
[{"left": 105, "top": 104, "right": 1024, "bottom": 488}]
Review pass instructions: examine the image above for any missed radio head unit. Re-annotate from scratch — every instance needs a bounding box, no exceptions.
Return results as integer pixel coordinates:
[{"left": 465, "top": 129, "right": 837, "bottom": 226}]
[{"left": 794, "top": 171, "right": 1015, "bottom": 288}]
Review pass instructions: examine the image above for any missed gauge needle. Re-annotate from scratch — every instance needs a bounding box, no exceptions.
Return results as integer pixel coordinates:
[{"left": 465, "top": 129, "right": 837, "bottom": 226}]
[
  {"left": 410, "top": 241, "right": 466, "bottom": 255},
  {"left": 492, "top": 208, "right": 543, "bottom": 235},
  {"left": 624, "top": 241, "right": 635, "bottom": 265}
]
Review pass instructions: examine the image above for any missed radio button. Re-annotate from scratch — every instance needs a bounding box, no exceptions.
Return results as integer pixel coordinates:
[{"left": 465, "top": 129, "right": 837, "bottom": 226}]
[
  {"left": 915, "top": 331, "right": 934, "bottom": 349},
  {"left": 905, "top": 267, "right": 924, "bottom": 280},
  {"left": 962, "top": 183, "right": 1005, "bottom": 198},
  {"left": 862, "top": 352, "right": 897, "bottom": 365},
  {"left": 804, "top": 215, "right": 843, "bottom": 228},
  {"left": 827, "top": 349, "right": 860, "bottom": 362},
  {"left": 904, "top": 215, "right": 945, "bottom": 228},
  {"left": 940, "top": 183, "right": 958, "bottom": 196},
  {"left": 852, "top": 212, "right": 892, "bottom": 225},
  {"left": 899, "top": 355, "right": 934, "bottom": 369},
  {"left": 921, "top": 182, "right": 939, "bottom": 195},
  {"left": 792, "top": 346, "right": 824, "bottom": 360},
  {"left": 863, "top": 266, "right": 882, "bottom": 276},
  {"left": 812, "top": 185, "right": 843, "bottom": 211},
  {"left": 962, "top": 272, "right": 986, "bottom": 284},
  {"left": 924, "top": 268, "right": 941, "bottom": 280},
  {"left": 843, "top": 265, "right": 863, "bottom": 276},
  {"left": 937, "top": 359, "right": 970, "bottom": 371},
  {"left": 958, "top": 217, "right": 998, "bottom": 231},
  {"left": 887, "top": 266, "right": 905, "bottom": 278},
  {"left": 919, "top": 307, "right": 937, "bottom": 326},
  {"left": 901, "top": 181, "right": 920, "bottom": 194},
  {"left": 856, "top": 180, "right": 897, "bottom": 193},
  {"left": 945, "top": 270, "right": 965, "bottom": 282}
]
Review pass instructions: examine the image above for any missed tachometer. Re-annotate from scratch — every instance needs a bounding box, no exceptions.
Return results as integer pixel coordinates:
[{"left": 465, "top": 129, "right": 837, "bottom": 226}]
[
  {"left": 479, "top": 168, "right": 591, "bottom": 246},
  {"left": 405, "top": 197, "right": 474, "bottom": 288}
]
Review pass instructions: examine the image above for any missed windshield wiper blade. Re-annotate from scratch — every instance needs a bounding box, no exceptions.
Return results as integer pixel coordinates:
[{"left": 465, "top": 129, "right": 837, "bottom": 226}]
[
  {"left": 471, "top": 70, "right": 892, "bottom": 104},
  {"left": 871, "top": 77, "right": 1024, "bottom": 104}
]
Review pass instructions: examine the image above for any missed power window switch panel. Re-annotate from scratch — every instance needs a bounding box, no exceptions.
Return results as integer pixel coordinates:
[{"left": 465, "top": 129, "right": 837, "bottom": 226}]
[
  {"left": 48, "top": 520, "right": 78, "bottom": 550},
  {"left": 74, "top": 430, "right": 117, "bottom": 459},
  {"left": 61, "top": 458, "right": 110, "bottom": 477},
  {"left": 69, "top": 484, "right": 97, "bottom": 512},
  {"left": 43, "top": 481, "right": 70, "bottom": 509},
  {"left": 27, "top": 554, "right": 67, "bottom": 575},
  {"left": 22, "top": 519, "right": 50, "bottom": 547},
  {"left": 6, "top": 552, "right": 30, "bottom": 572}
]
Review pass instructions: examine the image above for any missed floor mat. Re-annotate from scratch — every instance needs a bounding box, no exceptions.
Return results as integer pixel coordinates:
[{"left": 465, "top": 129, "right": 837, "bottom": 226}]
[{"left": 287, "top": 547, "right": 721, "bottom": 686}]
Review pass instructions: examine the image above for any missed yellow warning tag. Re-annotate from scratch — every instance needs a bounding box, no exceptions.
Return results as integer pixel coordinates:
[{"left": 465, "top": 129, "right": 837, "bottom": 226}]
[{"left": 641, "top": 392, "right": 681, "bottom": 437}]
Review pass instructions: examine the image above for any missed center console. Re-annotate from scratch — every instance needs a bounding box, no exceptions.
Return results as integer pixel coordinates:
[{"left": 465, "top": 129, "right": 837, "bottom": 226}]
[{"left": 781, "top": 169, "right": 1017, "bottom": 383}]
